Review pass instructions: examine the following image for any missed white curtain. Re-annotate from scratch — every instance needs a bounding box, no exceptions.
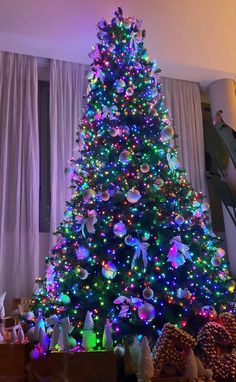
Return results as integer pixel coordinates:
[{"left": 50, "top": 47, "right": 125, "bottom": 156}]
[
  {"left": 50, "top": 60, "right": 88, "bottom": 244},
  {"left": 0, "top": 51, "right": 39, "bottom": 311},
  {"left": 161, "top": 77, "right": 206, "bottom": 195}
]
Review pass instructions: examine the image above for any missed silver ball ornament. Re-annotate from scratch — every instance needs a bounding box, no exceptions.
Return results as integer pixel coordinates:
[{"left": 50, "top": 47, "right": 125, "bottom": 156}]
[
  {"left": 211, "top": 256, "right": 221, "bottom": 267},
  {"left": 138, "top": 303, "right": 156, "bottom": 322},
  {"left": 161, "top": 125, "right": 174, "bottom": 141},
  {"left": 142, "top": 286, "right": 154, "bottom": 300},
  {"left": 126, "top": 189, "right": 141, "bottom": 204},
  {"left": 125, "top": 87, "right": 134, "bottom": 97},
  {"left": 119, "top": 150, "right": 132, "bottom": 164},
  {"left": 78, "top": 268, "right": 89, "bottom": 280},
  {"left": 140, "top": 163, "right": 150, "bottom": 173},
  {"left": 175, "top": 214, "right": 185, "bottom": 225}
]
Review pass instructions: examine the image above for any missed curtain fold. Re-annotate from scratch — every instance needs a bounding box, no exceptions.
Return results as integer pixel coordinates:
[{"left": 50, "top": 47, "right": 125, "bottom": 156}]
[
  {"left": 0, "top": 51, "right": 39, "bottom": 310},
  {"left": 50, "top": 60, "right": 88, "bottom": 244},
  {"left": 161, "top": 77, "right": 206, "bottom": 195}
]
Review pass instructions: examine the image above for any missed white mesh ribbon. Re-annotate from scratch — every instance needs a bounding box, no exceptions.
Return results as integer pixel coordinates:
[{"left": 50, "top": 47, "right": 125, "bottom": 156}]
[
  {"left": 129, "top": 31, "right": 143, "bottom": 51},
  {"left": 77, "top": 210, "right": 97, "bottom": 237},
  {"left": 126, "top": 238, "right": 150, "bottom": 270},
  {"left": 47, "top": 315, "right": 73, "bottom": 351},
  {"left": 167, "top": 236, "right": 192, "bottom": 268},
  {"left": 102, "top": 105, "right": 118, "bottom": 120}
]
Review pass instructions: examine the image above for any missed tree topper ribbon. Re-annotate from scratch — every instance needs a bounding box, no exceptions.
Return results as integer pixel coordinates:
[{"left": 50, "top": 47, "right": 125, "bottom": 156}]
[
  {"left": 47, "top": 315, "right": 73, "bottom": 351},
  {"left": 129, "top": 31, "right": 143, "bottom": 51},
  {"left": 93, "top": 65, "right": 105, "bottom": 83},
  {"left": 88, "top": 44, "right": 100, "bottom": 60},
  {"left": 126, "top": 237, "right": 150, "bottom": 270},
  {"left": 102, "top": 105, "right": 118, "bottom": 120},
  {"left": 167, "top": 236, "right": 192, "bottom": 268},
  {"left": 76, "top": 210, "right": 97, "bottom": 237}
]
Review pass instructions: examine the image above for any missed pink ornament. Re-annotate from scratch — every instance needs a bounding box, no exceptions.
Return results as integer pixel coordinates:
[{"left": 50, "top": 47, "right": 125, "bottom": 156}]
[
  {"left": 161, "top": 125, "right": 174, "bottom": 141},
  {"left": 110, "top": 128, "right": 119, "bottom": 137},
  {"left": 138, "top": 303, "right": 156, "bottom": 322},
  {"left": 113, "top": 221, "right": 127, "bottom": 237},
  {"left": 101, "top": 191, "right": 110, "bottom": 201},
  {"left": 217, "top": 248, "right": 225, "bottom": 258},
  {"left": 126, "top": 189, "right": 141, "bottom": 204},
  {"left": 140, "top": 163, "right": 150, "bottom": 173},
  {"left": 125, "top": 87, "right": 134, "bottom": 97},
  {"left": 119, "top": 150, "right": 132, "bottom": 164},
  {"left": 211, "top": 256, "right": 221, "bottom": 267}
]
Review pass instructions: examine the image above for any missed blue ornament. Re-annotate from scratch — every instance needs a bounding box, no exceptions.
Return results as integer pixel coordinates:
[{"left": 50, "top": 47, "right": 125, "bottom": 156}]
[
  {"left": 102, "top": 262, "right": 117, "bottom": 279},
  {"left": 76, "top": 246, "right": 90, "bottom": 260}
]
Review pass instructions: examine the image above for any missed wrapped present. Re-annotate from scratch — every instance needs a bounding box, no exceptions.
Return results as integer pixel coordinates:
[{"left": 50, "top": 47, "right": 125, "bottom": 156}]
[
  {"left": 0, "top": 343, "right": 28, "bottom": 379},
  {"left": 49, "top": 351, "right": 117, "bottom": 382}
]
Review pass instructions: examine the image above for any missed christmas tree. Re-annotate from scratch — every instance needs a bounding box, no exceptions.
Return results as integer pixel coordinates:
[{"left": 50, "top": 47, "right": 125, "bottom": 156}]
[{"left": 33, "top": 8, "right": 232, "bottom": 345}]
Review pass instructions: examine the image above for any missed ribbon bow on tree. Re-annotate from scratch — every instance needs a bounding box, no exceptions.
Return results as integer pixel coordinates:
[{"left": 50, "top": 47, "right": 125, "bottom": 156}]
[
  {"left": 167, "top": 236, "right": 192, "bottom": 268},
  {"left": 129, "top": 31, "right": 143, "bottom": 51},
  {"left": 76, "top": 210, "right": 97, "bottom": 237},
  {"left": 88, "top": 44, "right": 100, "bottom": 60},
  {"left": 113, "top": 296, "right": 143, "bottom": 318},
  {"left": 93, "top": 65, "right": 105, "bottom": 83},
  {"left": 47, "top": 315, "right": 73, "bottom": 351},
  {"left": 102, "top": 105, "right": 118, "bottom": 120},
  {"left": 126, "top": 237, "right": 150, "bottom": 270}
]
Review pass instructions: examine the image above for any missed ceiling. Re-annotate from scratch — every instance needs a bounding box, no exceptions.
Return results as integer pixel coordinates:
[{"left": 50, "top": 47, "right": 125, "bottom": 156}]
[{"left": 0, "top": 0, "right": 235, "bottom": 89}]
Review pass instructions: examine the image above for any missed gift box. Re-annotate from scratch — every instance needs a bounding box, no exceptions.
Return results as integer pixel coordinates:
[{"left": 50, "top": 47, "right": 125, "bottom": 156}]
[
  {"left": 0, "top": 343, "right": 28, "bottom": 379},
  {"left": 49, "top": 351, "right": 117, "bottom": 382}
]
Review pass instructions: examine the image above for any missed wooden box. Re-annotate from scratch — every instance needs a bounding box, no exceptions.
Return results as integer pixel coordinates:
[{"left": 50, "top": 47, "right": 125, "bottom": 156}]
[
  {"left": 0, "top": 343, "right": 27, "bottom": 380},
  {"left": 49, "top": 351, "right": 117, "bottom": 382}
]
